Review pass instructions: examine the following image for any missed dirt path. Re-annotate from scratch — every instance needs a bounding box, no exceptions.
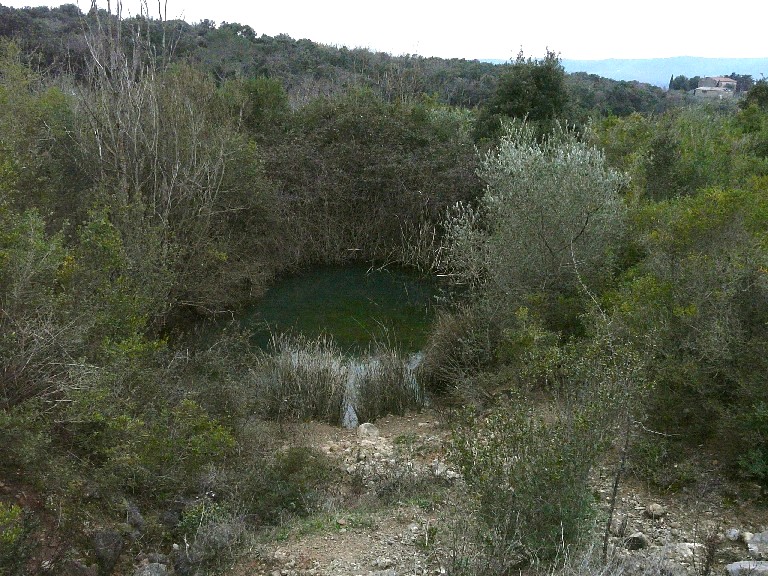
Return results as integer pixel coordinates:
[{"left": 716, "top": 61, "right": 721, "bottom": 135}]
[{"left": 231, "top": 410, "right": 768, "bottom": 576}]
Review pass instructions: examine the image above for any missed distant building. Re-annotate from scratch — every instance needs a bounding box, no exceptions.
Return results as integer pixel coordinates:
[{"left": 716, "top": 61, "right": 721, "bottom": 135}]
[
  {"left": 693, "top": 76, "right": 737, "bottom": 98},
  {"left": 698, "top": 76, "right": 737, "bottom": 89}
]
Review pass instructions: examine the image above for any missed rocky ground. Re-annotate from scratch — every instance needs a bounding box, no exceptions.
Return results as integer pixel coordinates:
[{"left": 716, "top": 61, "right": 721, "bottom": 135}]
[{"left": 219, "top": 410, "right": 768, "bottom": 576}]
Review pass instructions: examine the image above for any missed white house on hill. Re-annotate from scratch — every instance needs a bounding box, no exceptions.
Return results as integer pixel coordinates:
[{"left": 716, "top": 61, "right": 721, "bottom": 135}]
[{"left": 693, "top": 76, "right": 737, "bottom": 98}]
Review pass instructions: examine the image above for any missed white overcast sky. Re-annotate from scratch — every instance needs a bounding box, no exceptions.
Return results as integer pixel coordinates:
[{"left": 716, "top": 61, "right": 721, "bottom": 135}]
[{"left": 3, "top": 0, "right": 767, "bottom": 61}]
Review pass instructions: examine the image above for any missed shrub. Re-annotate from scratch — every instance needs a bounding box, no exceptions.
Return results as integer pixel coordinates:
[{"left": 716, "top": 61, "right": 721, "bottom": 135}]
[
  {"left": 416, "top": 306, "right": 499, "bottom": 398},
  {"left": 443, "top": 121, "right": 628, "bottom": 312},
  {"left": 446, "top": 329, "right": 642, "bottom": 571},
  {"left": 627, "top": 434, "right": 698, "bottom": 491},
  {"left": 610, "top": 187, "right": 768, "bottom": 473},
  {"left": 254, "top": 333, "right": 424, "bottom": 425},
  {"left": 450, "top": 402, "right": 604, "bottom": 567},
  {"left": 73, "top": 397, "right": 237, "bottom": 501},
  {"left": 352, "top": 346, "right": 424, "bottom": 423},
  {"left": 0, "top": 502, "right": 36, "bottom": 576},
  {"left": 734, "top": 402, "right": 768, "bottom": 484},
  {"left": 233, "top": 447, "right": 336, "bottom": 525},
  {"left": 254, "top": 334, "right": 346, "bottom": 424},
  {"left": 164, "top": 326, "right": 264, "bottom": 430},
  {"left": 175, "top": 500, "right": 247, "bottom": 575}
]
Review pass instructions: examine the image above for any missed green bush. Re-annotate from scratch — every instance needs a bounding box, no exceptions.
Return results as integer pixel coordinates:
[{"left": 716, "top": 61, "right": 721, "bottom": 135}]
[
  {"left": 0, "top": 502, "right": 36, "bottom": 576},
  {"left": 254, "top": 334, "right": 346, "bottom": 424},
  {"left": 234, "top": 447, "right": 336, "bottom": 525},
  {"left": 450, "top": 401, "right": 604, "bottom": 568},
  {"left": 735, "top": 402, "right": 768, "bottom": 484},
  {"left": 62, "top": 395, "right": 237, "bottom": 501},
  {"left": 130, "top": 400, "right": 236, "bottom": 499},
  {"left": 609, "top": 187, "right": 768, "bottom": 469}
]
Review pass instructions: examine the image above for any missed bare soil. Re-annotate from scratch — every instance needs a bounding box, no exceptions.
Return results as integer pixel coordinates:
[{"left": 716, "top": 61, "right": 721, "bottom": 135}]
[{"left": 229, "top": 409, "right": 768, "bottom": 576}]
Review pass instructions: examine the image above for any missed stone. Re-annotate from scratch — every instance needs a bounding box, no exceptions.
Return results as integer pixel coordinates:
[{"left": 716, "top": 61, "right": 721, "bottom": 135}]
[
  {"left": 726, "top": 528, "right": 741, "bottom": 542},
  {"left": 644, "top": 503, "right": 667, "bottom": 519},
  {"left": 664, "top": 542, "right": 704, "bottom": 563},
  {"left": 357, "top": 422, "right": 379, "bottom": 439},
  {"left": 134, "top": 563, "right": 169, "bottom": 576},
  {"left": 90, "top": 529, "right": 124, "bottom": 573},
  {"left": 726, "top": 561, "right": 768, "bottom": 576},
  {"left": 126, "top": 500, "right": 145, "bottom": 530},
  {"left": 145, "top": 553, "right": 169, "bottom": 564},
  {"left": 431, "top": 459, "right": 448, "bottom": 477},
  {"left": 63, "top": 560, "right": 98, "bottom": 576},
  {"left": 159, "top": 508, "right": 181, "bottom": 529},
  {"left": 429, "top": 458, "right": 460, "bottom": 481},
  {"left": 624, "top": 531, "right": 650, "bottom": 550},
  {"left": 342, "top": 404, "right": 358, "bottom": 429},
  {"left": 136, "top": 553, "right": 169, "bottom": 565},
  {"left": 749, "top": 531, "right": 768, "bottom": 559},
  {"left": 372, "top": 557, "right": 395, "bottom": 569}
]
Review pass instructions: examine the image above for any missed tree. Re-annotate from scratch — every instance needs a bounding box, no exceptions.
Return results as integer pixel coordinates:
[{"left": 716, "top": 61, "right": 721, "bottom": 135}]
[
  {"left": 475, "top": 49, "right": 567, "bottom": 141},
  {"left": 669, "top": 74, "right": 687, "bottom": 90},
  {"left": 267, "top": 88, "right": 480, "bottom": 266},
  {"left": 65, "top": 10, "right": 286, "bottom": 325},
  {"left": 443, "top": 122, "right": 628, "bottom": 328},
  {"left": 222, "top": 76, "right": 290, "bottom": 137},
  {"left": 0, "top": 40, "right": 87, "bottom": 224},
  {"left": 668, "top": 75, "right": 700, "bottom": 91},
  {"left": 728, "top": 72, "right": 754, "bottom": 93},
  {"left": 741, "top": 79, "right": 768, "bottom": 111}
]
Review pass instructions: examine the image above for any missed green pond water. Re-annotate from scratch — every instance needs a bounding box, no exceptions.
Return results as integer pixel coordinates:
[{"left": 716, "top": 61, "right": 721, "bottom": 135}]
[{"left": 242, "top": 264, "right": 439, "bottom": 353}]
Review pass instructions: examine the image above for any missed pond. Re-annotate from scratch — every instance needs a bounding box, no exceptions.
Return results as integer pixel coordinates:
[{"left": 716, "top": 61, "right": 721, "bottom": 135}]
[{"left": 241, "top": 264, "right": 440, "bottom": 353}]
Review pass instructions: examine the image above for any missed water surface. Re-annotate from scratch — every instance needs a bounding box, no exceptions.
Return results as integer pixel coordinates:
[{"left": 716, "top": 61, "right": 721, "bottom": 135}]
[{"left": 242, "top": 264, "right": 438, "bottom": 353}]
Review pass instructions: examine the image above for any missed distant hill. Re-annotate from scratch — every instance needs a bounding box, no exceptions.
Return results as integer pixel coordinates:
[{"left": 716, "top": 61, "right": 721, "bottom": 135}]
[{"left": 560, "top": 57, "right": 768, "bottom": 88}]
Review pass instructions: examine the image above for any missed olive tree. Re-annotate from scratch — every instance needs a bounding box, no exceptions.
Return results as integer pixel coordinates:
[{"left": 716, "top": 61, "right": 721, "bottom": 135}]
[{"left": 443, "top": 122, "right": 628, "bottom": 317}]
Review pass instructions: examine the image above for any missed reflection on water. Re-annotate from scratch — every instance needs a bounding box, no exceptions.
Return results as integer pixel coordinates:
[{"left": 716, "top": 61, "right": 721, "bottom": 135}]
[{"left": 241, "top": 264, "right": 438, "bottom": 353}]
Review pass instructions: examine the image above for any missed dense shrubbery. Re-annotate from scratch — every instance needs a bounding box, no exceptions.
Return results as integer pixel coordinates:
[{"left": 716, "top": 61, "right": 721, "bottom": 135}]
[
  {"left": 2, "top": 5, "right": 768, "bottom": 574},
  {"left": 434, "top": 94, "right": 768, "bottom": 568},
  {"left": 264, "top": 88, "right": 480, "bottom": 267}
]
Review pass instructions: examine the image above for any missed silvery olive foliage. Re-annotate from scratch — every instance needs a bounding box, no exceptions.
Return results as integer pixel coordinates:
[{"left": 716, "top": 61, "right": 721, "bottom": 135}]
[{"left": 444, "top": 122, "right": 629, "bottom": 301}]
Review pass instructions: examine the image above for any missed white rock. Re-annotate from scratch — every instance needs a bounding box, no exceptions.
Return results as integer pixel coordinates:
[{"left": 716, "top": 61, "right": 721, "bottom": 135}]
[
  {"left": 727, "top": 561, "right": 768, "bottom": 576},
  {"left": 357, "top": 422, "right": 379, "bottom": 439},
  {"left": 664, "top": 542, "right": 703, "bottom": 562},
  {"left": 726, "top": 528, "right": 741, "bottom": 541},
  {"left": 624, "top": 532, "right": 650, "bottom": 550},
  {"left": 372, "top": 557, "right": 395, "bottom": 569},
  {"left": 644, "top": 503, "right": 667, "bottom": 519},
  {"left": 749, "top": 531, "right": 768, "bottom": 559}
]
